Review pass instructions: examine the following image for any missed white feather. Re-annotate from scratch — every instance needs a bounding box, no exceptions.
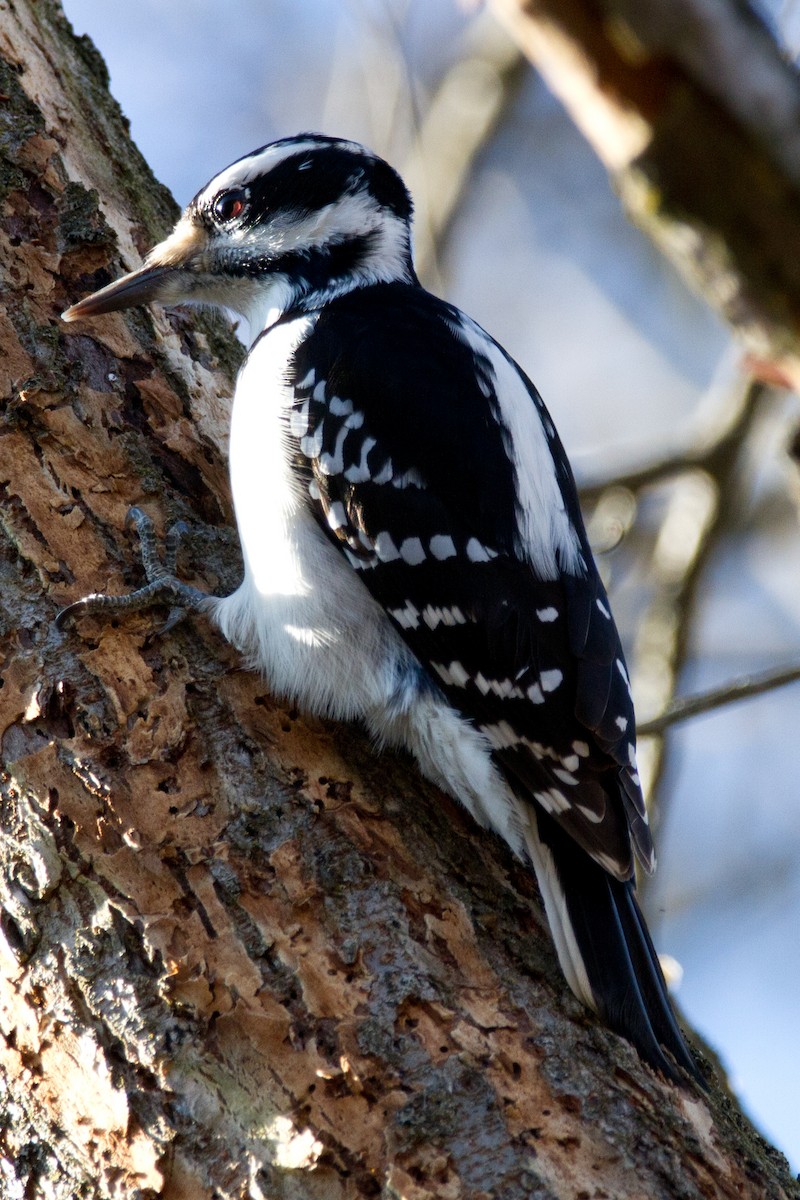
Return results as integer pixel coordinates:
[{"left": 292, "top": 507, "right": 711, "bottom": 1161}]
[
  {"left": 376, "top": 688, "right": 597, "bottom": 1012},
  {"left": 521, "top": 821, "right": 597, "bottom": 1010},
  {"left": 446, "top": 314, "right": 584, "bottom": 579}
]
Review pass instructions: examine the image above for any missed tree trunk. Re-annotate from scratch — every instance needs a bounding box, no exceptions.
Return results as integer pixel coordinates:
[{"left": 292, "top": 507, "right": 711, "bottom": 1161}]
[{"left": 0, "top": 2, "right": 797, "bottom": 1197}]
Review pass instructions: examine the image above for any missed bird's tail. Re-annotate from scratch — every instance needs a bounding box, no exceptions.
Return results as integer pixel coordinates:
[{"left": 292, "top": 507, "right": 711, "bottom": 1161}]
[{"left": 525, "top": 807, "right": 702, "bottom": 1085}]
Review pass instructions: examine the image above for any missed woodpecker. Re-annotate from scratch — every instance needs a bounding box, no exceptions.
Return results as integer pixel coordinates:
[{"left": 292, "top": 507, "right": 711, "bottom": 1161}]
[{"left": 62, "top": 133, "right": 700, "bottom": 1084}]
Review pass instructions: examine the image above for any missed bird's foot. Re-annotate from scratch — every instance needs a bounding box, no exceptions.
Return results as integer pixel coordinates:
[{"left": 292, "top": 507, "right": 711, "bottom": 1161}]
[{"left": 56, "top": 506, "right": 209, "bottom": 634}]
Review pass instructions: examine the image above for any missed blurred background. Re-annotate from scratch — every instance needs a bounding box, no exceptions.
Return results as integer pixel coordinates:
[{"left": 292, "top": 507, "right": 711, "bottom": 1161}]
[{"left": 61, "top": 0, "right": 800, "bottom": 1170}]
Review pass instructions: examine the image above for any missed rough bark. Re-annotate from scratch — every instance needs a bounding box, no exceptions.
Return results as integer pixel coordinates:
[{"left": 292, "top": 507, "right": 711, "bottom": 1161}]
[
  {"left": 0, "top": 2, "right": 797, "bottom": 1197},
  {"left": 490, "top": 0, "right": 800, "bottom": 390}
]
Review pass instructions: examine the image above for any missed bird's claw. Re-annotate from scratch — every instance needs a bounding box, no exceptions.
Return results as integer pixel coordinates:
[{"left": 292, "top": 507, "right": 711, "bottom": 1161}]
[{"left": 56, "top": 507, "right": 208, "bottom": 632}]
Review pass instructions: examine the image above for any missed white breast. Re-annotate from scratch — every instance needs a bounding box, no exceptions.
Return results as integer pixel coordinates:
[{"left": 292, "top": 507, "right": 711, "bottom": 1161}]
[{"left": 210, "top": 314, "right": 410, "bottom": 720}]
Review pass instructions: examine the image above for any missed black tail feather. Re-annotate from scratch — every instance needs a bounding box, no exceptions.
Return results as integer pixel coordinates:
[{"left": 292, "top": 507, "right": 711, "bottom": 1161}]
[{"left": 535, "top": 809, "right": 704, "bottom": 1086}]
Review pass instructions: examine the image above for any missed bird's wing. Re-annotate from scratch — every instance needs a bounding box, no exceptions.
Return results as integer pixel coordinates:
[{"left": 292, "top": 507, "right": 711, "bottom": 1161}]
[{"left": 285, "top": 283, "right": 652, "bottom": 881}]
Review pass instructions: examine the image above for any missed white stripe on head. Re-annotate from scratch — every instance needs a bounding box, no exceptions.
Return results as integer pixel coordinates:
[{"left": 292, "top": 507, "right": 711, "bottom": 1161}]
[{"left": 194, "top": 137, "right": 371, "bottom": 210}]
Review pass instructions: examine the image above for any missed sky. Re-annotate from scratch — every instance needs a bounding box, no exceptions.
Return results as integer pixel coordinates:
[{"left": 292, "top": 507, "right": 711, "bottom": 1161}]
[{"left": 61, "top": 0, "right": 800, "bottom": 1173}]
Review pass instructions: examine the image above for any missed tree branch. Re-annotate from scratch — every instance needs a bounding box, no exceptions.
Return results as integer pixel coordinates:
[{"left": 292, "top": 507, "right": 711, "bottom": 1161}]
[
  {"left": 638, "top": 659, "right": 800, "bottom": 736},
  {"left": 489, "top": 0, "right": 800, "bottom": 389},
  {"left": 402, "top": 11, "right": 527, "bottom": 290},
  {"left": 579, "top": 373, "right": 759, "bottom": 504}
]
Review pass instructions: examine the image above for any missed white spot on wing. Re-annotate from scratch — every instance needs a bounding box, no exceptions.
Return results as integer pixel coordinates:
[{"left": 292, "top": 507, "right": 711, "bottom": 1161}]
[
  {"left": 371, "top": 459, "right": 393, "bottom": 485},
  {"left": 628, "top": 739, "right": 642, "bottom": 787},
  {"left": 615, "top": 715, "right": 628, "bottom": 732},
  {"left": 485, "top": 677, "right": 523, "bottom": 699},
  {"left": 481, "top": 720, "right": 522, "bottom": 749},
  {"left": 326, "top": 501, "right": 346, "bottom": 531},
  {"left": 450, "top": 662, "right": 471, "bottom": 687},
  {"left": 433, "top": 661, "right": 471, "bottom": 688},
  {"left": 422, "top": 605, "right": 467, "bottom": 630},
  {"left": 400, "top": 537, "right": 425, "bottom": 565},
  {"left": 430, "top": 535, "right": 456, "bottom": 560},
  {"left": 534, "top": 789, "right": 571, "bottom": 815},
  {"left": 540, "top": 669, "right": 563, "bottom": 693},
  {"left": 390, "top": 601, "right": 419, "bottom": 629},
  {"left": 576, "top": 802, "right": 604, "bottom": 824},
  {"left": 318, "top": 425, "right": 348, "bottom": 475},
  {"left": 572, "top": 740, "right": 590, "bottom": 757},
  {"left": 300, "top": 428, "right": 323, "bottom": 458},
  {"left": 375, "top": 531, "right": 400, "bottom": 562},
  {"left": 329, "top": 395, "right": 353, "bottom": 416},
  {"left": 553, "top": 767, "right": 578, "bottom": 786},
  {"left": 536, "top": 607, "right": 558, "bottom": 622},
  {"left": 343, "top": 436, "right": 377, "bottom": 483},
  {"left": 596, "top": 598, "right": 611, "bottom": 619},
  {"left": 466, "top": 538, "right": 495, "bottom": 562},
  {"left": 616, "top": 658, "right": 633, "bottom": 699},
  {"left": 527, "top": 682, "right": 544, "bottom": 704}
]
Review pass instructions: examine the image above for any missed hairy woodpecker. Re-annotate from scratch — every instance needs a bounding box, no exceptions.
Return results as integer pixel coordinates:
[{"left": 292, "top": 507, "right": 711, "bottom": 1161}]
[{"left": 62, "top": 133, "right": 699, "bottom": 1084}]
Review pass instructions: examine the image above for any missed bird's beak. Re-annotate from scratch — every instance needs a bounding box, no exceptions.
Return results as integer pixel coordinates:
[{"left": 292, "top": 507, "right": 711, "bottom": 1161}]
[
  {"left": 62, "top": 217, "right": 208, "bottom": 322},
  {"left": 61, "top": 263, "right": 182, "bottom": 321}
]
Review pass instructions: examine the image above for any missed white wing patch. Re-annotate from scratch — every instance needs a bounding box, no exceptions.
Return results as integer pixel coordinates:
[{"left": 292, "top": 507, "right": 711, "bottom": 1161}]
[
  {"left": 432, "top": 661, "right": 471, "bottom": 688},
  {"left": 466, "top": 538, "right": 496, "bottom": 563},
  {"left": 375, "top": 531, "right": 401, "bottom": 562},
  {"left": 540, "top": 669, "right": 563, "bottom": 693},
  {"left": 430, "top": 535, "right": 457, "bottom": 560},
  {"left": 390, "top": 601, "right": 420, "bottom": 629},
  {"left": 422, "top": 605, "right": 467, "bottom": 629},
  {"left": 445, "top": 313, "right": 584, "bottom": 580},
  {"left": 534, "top": 788, "right": 571, "bottom": 816},
  {"left": 399, "top": 537, "right": 426, "bottom": 565}
]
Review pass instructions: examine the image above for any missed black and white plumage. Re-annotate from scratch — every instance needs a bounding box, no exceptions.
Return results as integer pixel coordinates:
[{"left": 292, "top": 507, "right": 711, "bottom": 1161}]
[{"left": 63, "top": 134, "right": 699, "bottom": 1083}]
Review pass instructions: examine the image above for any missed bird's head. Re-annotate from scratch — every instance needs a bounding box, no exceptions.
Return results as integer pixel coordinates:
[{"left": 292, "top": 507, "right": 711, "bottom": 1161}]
[{"left": 62, "top": 134, "right": 416, "bottom": 338}]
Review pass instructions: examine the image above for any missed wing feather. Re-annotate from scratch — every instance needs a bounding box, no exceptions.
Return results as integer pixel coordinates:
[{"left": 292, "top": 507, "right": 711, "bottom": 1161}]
[{"left": 286, "top": 283, "right": 651, "bottom": 879}]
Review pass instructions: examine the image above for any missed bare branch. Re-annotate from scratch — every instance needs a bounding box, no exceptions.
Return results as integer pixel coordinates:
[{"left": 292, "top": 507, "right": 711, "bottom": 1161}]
[
  {"left": 613, "top": 378, "right": 768, "bottom": 827},
  {"left": 638, "top": 660, "right": 800, "bottom": 736},
  {"left": 402, "top": 12, "right": 527, "bottom": 289},
  {"left": 579, "top": 373, "right": 759, "bottom": 503}
]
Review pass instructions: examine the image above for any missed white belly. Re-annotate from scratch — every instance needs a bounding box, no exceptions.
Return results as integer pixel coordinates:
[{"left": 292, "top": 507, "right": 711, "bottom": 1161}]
[{"left": 210, "top": 315, "right": 410, "bottom": 720}]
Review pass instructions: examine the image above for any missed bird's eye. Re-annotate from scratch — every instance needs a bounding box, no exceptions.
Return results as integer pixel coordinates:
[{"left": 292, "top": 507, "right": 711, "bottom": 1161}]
[{"left": 213, "top": 189, "right": 248, "bottom": 224}]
